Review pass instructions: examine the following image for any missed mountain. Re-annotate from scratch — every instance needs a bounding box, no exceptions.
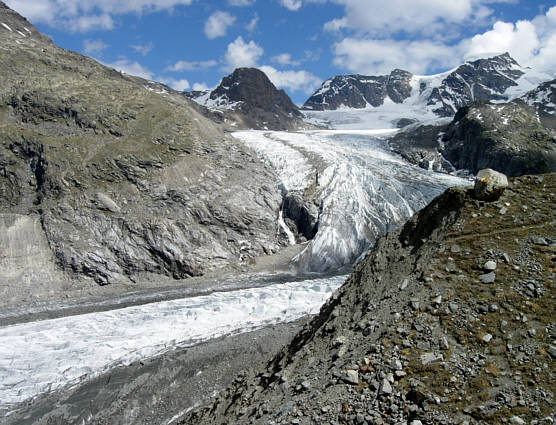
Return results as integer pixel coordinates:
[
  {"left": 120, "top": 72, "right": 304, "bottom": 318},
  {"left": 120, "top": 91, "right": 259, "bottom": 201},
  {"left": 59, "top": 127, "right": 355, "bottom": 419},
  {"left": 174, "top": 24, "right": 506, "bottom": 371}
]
[
  {"left": 185, "top": 172, "right": 556, "bottom": 425},
  {"left": 390, "top": 100, "right": 556, "bottom": 176},
  {"left": 185, "top": 68, "right": 308, "bottom": 131},
  {"left": 517, "top": 79, "right": 556, "bottom": 129},
  {"left": 302, "top": 69, "right": 413, "bottom": 111},
  {"left": 303, "top": 53, "right": 544, "bottom": 118},
  {"left": 0, "top": 3, "right": 288, "bottom": 298}
]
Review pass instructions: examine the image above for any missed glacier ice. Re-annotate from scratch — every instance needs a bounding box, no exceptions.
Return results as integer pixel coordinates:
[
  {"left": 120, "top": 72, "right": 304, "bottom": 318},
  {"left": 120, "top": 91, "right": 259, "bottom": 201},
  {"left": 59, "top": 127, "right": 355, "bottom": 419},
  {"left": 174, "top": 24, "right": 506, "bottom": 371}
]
[
  {"left": 233, "top": 129, "right": 468, "bottom": 272},
  {"left": 0, "top": 275, "right": 345, "bottom": 409}
]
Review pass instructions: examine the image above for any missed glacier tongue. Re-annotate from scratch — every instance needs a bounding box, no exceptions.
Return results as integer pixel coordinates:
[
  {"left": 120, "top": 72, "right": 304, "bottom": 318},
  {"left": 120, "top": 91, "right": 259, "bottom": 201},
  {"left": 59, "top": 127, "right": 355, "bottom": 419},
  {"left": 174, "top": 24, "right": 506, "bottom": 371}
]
[
  {"left": 234, "top": 130, "right": 468, "bottom": 271},
  {"left": 0, "top": 275, "right": 345, "bottom": 409}
]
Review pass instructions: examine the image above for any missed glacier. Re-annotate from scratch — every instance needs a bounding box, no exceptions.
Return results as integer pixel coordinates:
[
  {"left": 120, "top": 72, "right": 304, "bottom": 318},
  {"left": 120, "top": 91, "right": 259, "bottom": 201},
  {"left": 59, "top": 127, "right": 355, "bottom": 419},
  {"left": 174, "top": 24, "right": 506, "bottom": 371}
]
[
  {"left": 0, "top": 274, "right": 345, "bottom": 410},
  {"left": 234, "top": 129, "right": 468, "bottom": 272}
]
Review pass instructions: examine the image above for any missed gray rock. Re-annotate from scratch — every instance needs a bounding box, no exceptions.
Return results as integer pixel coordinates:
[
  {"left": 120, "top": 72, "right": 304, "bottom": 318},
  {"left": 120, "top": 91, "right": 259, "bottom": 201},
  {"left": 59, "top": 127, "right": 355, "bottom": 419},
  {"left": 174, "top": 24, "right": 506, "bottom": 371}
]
[
  {"left": 482, "top": 333, "right": 493, "bottom": 343},
  {"left": 510, "top": 416, "right": 525, "bottom": 425},
  {"left": 380, "top": 378, "right": 393, "bottom": 394},
  {"left": 343, "top": 369, "right": 359, "bottom": 385},
  {"left": 484, "top": 260, "right": 497, "bottom": 271},
  {"left": 479, "top": 272, "right": 496, "bottom": 284},
  {"left": 420, "top": 352, "right": 443, "bottom": 365},
  {"left": 473, "top": 169, "right": 509, "bottom": 201}
]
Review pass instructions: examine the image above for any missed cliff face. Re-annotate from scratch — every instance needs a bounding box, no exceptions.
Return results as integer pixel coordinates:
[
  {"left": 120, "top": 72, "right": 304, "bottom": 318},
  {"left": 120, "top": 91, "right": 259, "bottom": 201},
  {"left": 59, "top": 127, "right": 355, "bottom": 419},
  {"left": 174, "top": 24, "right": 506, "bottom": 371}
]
[
  {"left": 0, "top": 3, "right": 285, "bottom": 294},
  {"left": 185, "top": 173, "right": 556, "bottom": 425}
]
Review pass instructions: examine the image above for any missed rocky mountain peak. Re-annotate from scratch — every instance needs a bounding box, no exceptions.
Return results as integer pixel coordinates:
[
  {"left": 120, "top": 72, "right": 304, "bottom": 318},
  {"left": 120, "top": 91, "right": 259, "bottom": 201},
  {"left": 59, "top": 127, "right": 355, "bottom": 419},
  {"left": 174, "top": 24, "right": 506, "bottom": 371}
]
[
  {"left": 211, "top": 67, "right": 300, "bottom": 116},
  {"left": 186, "top": 67, "right": 306, "bottom": 130}
]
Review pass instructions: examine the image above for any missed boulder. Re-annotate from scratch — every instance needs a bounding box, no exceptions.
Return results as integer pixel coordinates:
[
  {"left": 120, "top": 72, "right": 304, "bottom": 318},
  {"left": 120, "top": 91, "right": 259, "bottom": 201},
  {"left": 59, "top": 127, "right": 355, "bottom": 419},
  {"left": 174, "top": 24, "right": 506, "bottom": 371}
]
[{"left": 473, "top": 169, "right": 508, "bottom": 201}]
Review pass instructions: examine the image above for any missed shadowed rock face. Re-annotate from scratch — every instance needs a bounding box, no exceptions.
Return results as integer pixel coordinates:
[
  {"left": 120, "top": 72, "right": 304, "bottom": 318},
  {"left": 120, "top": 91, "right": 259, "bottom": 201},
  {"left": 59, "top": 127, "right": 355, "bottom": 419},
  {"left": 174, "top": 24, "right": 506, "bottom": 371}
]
[
  {"left": 441, "top": 102, "right": 555, "bottom": 177},
  {"left": 0, "top": 2, "right": 285, "bottom": 288}
]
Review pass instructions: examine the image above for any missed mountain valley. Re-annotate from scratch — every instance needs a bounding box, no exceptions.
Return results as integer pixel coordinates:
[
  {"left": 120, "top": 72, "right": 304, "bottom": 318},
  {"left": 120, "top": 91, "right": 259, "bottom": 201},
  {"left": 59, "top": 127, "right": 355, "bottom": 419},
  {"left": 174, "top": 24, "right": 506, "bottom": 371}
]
[{"left": 0, "top": 2, "right": 554, "bottom": 424}]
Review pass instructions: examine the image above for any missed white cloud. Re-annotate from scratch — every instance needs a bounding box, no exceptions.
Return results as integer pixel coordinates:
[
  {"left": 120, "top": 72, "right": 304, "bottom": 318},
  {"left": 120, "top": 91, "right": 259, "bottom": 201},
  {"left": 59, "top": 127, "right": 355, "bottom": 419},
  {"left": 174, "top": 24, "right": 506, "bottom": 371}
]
[
  {"left": 279, "top": 0, "right": 302, "bottom": 11},
  {"left": 328, "top": 3, "right": 556, "bottom": 77},
  {"left": 246, "top": 13, "right": 259, "bottom": 32},
  {"left": 271, "top": 53, "right": 300, "bottom": 66},
  {"left": 259, "top": 65, "right": 322, "bottom": 94},
  {"left": 319, "top": 0, "right": 523, "bottom": 37},
  {"left": 167, "top": 79, "right": 191, "bottom": 91},
  {"left": 204, "top": 11, "right": 236, "bottom": 39},
  {"left": 131, "top": 42, "right": 154, "bottom": 56},
  {"left": 332, "top": 38, "right": 460, "bottom": 75},
  {"left": 5, "top": 0, "right": 193, "bottom": 32},
  {"left": 69, "top": 14, "right": 114, "bottom": 32},
  {"left": 464, "top": 6, "right": 556, "bottom": 74},
  {"left": 224, "top": 36, "right": 264, "bottom": 70},
  {"left": 228, "top": 0, "right": 255, "bottom": 6},
  {"left": 105, "top": 58, "right": 154, "bottom": 80},
  {"left": 167, "top": 60, "right": 218, "bottom": 72},
  {"left": 83, "top": 39, "right": 108, "bottom": 56},
  {"left": 193, "top": 82, "right": 210, "bottom": 91}
]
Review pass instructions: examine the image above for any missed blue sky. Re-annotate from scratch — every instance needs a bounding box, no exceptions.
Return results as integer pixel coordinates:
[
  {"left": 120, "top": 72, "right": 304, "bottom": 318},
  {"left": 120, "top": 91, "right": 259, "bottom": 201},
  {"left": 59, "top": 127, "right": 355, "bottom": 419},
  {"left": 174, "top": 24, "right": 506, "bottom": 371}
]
[{"left": 5, "top": 0, "right": 556, "bottom": 104}]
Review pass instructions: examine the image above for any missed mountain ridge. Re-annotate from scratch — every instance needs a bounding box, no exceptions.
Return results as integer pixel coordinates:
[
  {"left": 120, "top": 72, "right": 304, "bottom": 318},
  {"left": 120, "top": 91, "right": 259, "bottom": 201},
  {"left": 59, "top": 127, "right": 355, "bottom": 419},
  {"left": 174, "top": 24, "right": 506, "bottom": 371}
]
[{"left": 302, "top": 53, "right": 552, "bottom": 119}]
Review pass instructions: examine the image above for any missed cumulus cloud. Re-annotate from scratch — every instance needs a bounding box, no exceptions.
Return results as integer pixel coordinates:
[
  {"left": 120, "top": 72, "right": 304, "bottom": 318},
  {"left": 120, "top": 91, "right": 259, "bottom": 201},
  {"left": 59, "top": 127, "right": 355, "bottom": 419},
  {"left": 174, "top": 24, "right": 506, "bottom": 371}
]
[
  {"left": 224, "top": 36, "right": 264, "bottom": 70},
  {"left": 322, "top": 0, "right": 481, "bottom": 36},
  {"left": 204, "top": 11, "right": 236, "bottom": 39},
  {"left": 271, "top": 53, "right": 301, "bottom": 66},
  {"left": 165, "top": 78, "right": 191, "bottom": 91},
  {"left": 259, "top": 65, "right": 322, "bottom": 94},
  {"left": 279, "top": 0, "right": 302, "bottom": 11},
  {"left": 105, "top": 58, "right": 154, "bottom": 80},
  {"left": 83, "top": 39, "right": 108, "bottom": 56},
  {"left": 333, "top": 38, "right": 460, "bottom": 75},
  {"left": 328, "top": 2, "right": 556, "bottom": 77},
  {"left": 131, "top": 42, "right": 154, "bottom": 56},
  {"left": 5, "top": 0, "right": 193, "bottom": 32},
  {"left": 167, "top": 60, "right": 218, "bottom": 72},
  {"left": 464, "top": 6, "right": 556, "bottom": 74},
  {"left": 193, "top": 82, "right": 210, "bottom": 91}
]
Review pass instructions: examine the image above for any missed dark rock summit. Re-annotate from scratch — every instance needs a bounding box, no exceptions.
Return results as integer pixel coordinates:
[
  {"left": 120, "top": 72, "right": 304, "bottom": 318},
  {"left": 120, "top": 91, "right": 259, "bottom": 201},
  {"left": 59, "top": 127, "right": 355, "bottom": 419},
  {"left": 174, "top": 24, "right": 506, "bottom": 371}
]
[
  {"left": 0, "top": 3, "right": 286, "bottom": 297},
  {"left": 185, "top": 67, "right": 307, "bottom": 130},
  {"left": 185, "top": 173, "right": 556, "bottom": 425},
  {"left": 303, "top": 69, "right": 413, "bottom": 111}
]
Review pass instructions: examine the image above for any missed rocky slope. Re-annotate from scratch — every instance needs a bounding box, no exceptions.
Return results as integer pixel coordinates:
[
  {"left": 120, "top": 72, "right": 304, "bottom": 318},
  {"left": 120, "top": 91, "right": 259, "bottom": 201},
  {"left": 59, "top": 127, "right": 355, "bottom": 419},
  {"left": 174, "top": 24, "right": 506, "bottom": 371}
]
[
  {"left": 0, "top": 3, "right": 287, "bottom": 299},
  {"left": 184, "top": 173, "right": 555, "bottom": 425},
  {"left": 389, "top": 101, "right": 556, "bottom": 177},
  {"left": 303, "top": 53, "right": 533, "bottom": 118},
  {"left": 185, "top": 68, "right": 309, "bottom": 131}
]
